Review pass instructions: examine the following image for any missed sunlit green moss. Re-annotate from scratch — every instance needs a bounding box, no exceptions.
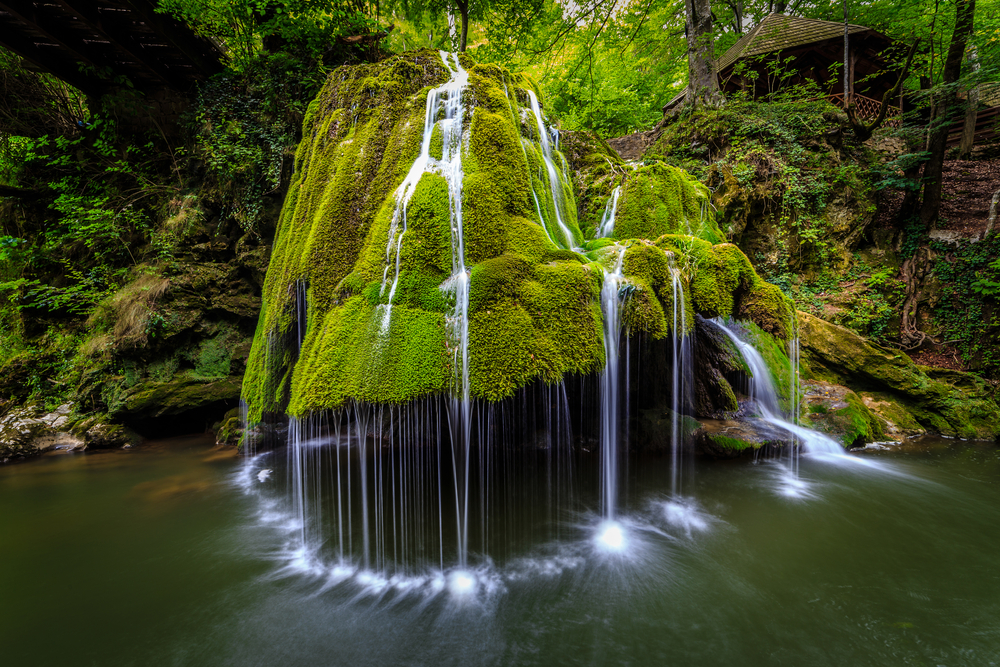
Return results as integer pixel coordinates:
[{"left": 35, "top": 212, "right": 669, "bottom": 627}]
[{"left": 244, "top": 51, "right": 798, "bottom": 419}]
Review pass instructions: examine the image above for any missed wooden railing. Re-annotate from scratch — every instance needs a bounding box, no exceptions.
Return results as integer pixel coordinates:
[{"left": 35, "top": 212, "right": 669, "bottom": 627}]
[{"left": 827, "top": 93, "right": 902, "bottom": 128}]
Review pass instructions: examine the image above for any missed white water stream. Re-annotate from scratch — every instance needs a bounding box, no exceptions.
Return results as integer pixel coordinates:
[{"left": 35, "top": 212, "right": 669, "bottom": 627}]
[
  {"left": 713, "top": 320, "right": 847, "bottom": 458},
  {"left": 526, "top": 90, "right": 576, "bottom": 249},
  {"left": 598, "top": 247, "right": 626, "bottom": 521},
  {"left": 598, "top": 186, "right": 621, "bottom": 238}
]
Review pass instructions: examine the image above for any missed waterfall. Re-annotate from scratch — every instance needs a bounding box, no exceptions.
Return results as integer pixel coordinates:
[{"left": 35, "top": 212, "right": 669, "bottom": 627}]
[
  {"left": 598, "top": 187, "right": 621, "bottom": 238},
  {"left": 380, "top": 51, "right": 469, "bottom": 333},
  {"left": 668, "top": 257, "right": 692, "bottom": 497},
  {"left": 598, "top": 247, "right": 626, "bottom": 520},
  {"left": 525, "top": 90, "right": 576, "bottom": 249},
  {"left": 714, "top": 320, "right": 846, "bottom": 457}
]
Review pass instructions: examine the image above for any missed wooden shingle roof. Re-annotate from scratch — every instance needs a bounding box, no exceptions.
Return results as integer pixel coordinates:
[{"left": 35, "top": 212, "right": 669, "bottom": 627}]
[{"left": 717, "top": 13, "right": 871, "bottom": 71}]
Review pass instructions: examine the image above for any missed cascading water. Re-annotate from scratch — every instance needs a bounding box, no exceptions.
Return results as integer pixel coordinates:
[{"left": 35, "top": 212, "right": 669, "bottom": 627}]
[
  {"left": 598, "top": 247, "right": 627, "bottom": 522},
  {"left": 667, "top": 257, "right": 692, "bottom": 497},
  {"left": 598, "top": 187, "right": 621, "bottom": 238},
  {"left": 526, "top": 90, "right": 576, "bottom": 249},
  {"left": 713, "top": 320, "right": 847, "bottom": 458},
  {"left": 380, "top": 52, "right": 469, "bottom": 333}
]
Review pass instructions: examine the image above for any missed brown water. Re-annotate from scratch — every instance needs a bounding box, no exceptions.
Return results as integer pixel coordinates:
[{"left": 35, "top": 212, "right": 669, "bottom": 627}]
[{"left": 2, "top": 434, "right": 999, "bottom": 666}]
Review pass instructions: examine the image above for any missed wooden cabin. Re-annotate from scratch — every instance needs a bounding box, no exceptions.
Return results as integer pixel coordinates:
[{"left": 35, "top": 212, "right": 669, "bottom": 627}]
[{"left": 665, "top": 13, "right": 905, "bottom": 122}]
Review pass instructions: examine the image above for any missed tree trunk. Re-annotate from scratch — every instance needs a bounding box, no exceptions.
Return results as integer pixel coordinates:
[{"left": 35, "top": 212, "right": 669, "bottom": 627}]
[
  {"left": 455, "top": 0, "right": 469, "bottom": 52},
  {"left": 958, "top": 47, "right": 980, "bottom": 159},
  {"left": 685, "top": 0, "right": 723, "bottom": 108},
  {"left": 986, "top": 187, "right": 1000, "bottom": 237},
  {"left": 920, "top": 0, "right": 976, "bottom": 229}
]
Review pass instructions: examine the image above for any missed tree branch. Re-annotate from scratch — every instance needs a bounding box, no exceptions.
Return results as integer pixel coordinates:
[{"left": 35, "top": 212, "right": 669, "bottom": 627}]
[{"left": 846, "top": 38, "right": 920, "bottom": 141}]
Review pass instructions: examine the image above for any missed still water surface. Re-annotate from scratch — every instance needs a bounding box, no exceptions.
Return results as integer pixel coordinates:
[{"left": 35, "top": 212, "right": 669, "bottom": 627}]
[{"left": 2, "top": 435, "right": 999, "bottom": 666}]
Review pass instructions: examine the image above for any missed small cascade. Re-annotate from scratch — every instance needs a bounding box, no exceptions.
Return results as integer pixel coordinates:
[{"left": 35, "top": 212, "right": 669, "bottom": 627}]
[
  {"left": 380, "top": 52, "right": 469, "bottom": 332},
  {"left": 526, "top": 90, "right": 576, "bottom": 249},
  {"left": 714, "top": 321, "right": 846, "bottom": 458},
  {"left": 598, "top": 187, "right": 621, "bottom": 238},
  {"left": 501, "top": 81, "right": 558, "bottom": 246},
  {"left": 667, "top": 257, "right": 693, "bottom": 497},
  {"left": 598, "top": 247, "right": 627, "bottom": 520}
]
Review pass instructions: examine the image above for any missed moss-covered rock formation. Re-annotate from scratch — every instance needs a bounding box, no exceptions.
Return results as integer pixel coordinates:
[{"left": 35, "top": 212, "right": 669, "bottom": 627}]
[
  {"left": 798, "top": 311, "right": 1000, "bottom": 440},
  {"left": 244, "top": 51, "right": 797, "bottom": 421}
]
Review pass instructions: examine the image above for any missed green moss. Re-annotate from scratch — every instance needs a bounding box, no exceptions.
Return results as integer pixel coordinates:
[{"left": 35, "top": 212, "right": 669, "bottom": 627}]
[
  {"left": 613, "top": 163, "right": 724, "bottom": 243},
  {"left": 708, "top": 434, "right": 759, "bottom": 452},
  {"left": 194, "top": 337, "right": 233, "bottom": 378},
  {"left": 805, "top": 389, "right": 884, "bottom": 447},
  {"left": 469, "top": 254, "right": 533, "bottom": 313},
  {"left": 429, "top": 123, "right": 444, "bottom": 161},
  {"left": 244, "top": 50, "right": 803, "bottom": 419},
  {"left": 290, "top": 297, "right": 449, "bottom": 412},
  {"left": 118, "top": 375, "right": 242, "bottom": 419}
]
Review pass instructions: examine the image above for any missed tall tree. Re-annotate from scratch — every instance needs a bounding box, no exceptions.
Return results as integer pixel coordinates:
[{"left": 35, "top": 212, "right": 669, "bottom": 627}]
[
  {"left": 454, "top": 0, "right": 470, "bottom": 51},
  {"left": 958, "top": 46, "right": 980, "bottom": 158},
  {"left": 920, "top": 0, "right": 976, "bottom": 229},
  {"left": 685, "top": 0, "right": 724, "bottom": 107}
]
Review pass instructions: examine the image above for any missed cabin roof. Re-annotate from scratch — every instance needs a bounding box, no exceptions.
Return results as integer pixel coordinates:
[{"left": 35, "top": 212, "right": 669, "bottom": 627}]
[{"left": 717, "top": 13, "right": 874, "bottom": 72}]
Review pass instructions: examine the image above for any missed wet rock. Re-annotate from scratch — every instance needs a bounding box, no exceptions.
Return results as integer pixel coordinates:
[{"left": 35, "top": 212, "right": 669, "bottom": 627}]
[
  {"left": 115, "top": 375, "right": 242, "bottom": 421},
  {"left": 635, "top": 409, "right": 701, "bottom": 452},
  {"left": 0, "top": 402, "right": 90, "bottom": 462},
  {"left": 692, "top": 315, "right": 743, "bottom": 418},
  {"left": 214, "top": 407, "right": 243, "bottom": 447},
  {"left": 694, "top": 418, "right": 791, "bottom": 459},
  {"left": 800, "top": 381, "right": 886, "bottom": 447},
  {"left": 798, "top": 311, "right": 1000, "bottom": 440},
  {"left": 84, "top": 423, "right": 139, "bottom": 449}
]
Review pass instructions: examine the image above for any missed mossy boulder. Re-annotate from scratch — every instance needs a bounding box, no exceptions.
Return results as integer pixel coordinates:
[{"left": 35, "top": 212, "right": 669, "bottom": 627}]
[
  {"left": 244, "top": 51, "right": 799, "bottom": 419},
  {"left": 798, "top": 311, "right": 1000, "bottom": 440},
  {"left": 801, "top": 381, "right": 886, "bottom": 447},
  {"left": 694, "top": 418, "right": 792, "bottom": 459},
  {"left": 117, "top": 375, "right": 242, "bottom": 420}
]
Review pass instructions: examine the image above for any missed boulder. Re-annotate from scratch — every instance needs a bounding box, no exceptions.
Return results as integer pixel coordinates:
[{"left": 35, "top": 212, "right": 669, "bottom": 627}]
[{"left": 798, "top": 311, "right": 1000, "bottom": 440}]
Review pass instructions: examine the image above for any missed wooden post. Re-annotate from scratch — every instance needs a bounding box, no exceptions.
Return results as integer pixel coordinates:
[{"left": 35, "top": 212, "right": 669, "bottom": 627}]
[{"left": 843, "top": 0, "right": 849, "bottom": 106}]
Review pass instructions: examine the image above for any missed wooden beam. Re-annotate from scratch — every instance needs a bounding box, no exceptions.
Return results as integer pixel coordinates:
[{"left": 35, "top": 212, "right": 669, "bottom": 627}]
[
  {"left": 0, "top": 0, "right": 107, "bottom": 70},
  {"left": 54, "top": 0, "right": 183, "bottom": 90},
  {"left": 0, "top": 17, "right": 104, "bottom": 94},
  {"left": 123, "top": 0, "right": 224, "bottom": 78}
]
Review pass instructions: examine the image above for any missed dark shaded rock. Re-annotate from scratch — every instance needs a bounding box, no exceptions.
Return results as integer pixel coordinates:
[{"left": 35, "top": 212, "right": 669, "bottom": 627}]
[
  {"left": 634, "top": 409, "right": 701, "bottom": 452},
  {"left": 84, "top": 423, "right": 139, "bottom": 449},
  {"left": 694, "top": 418, "right": 791, "bottom": 459},
  {"left": 692, "top": 315, "right": 742, "bottom": 418}
]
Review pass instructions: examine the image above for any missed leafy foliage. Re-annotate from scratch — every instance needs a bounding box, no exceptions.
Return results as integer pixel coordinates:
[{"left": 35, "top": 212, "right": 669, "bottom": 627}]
[
  {"left": 931, "top": 235, "right": 1000, "bottom": 377},
  {"left": 193, "top": 54, "right": 316, "bottom": 234}
]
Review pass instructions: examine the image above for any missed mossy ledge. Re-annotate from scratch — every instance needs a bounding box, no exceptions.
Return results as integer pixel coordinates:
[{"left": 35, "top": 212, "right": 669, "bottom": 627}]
[
  {"left": 798, "top": 312, "right": 1000, "bottom": 440},
  {"left": 243, "top": 51, "right": 795, "bottom": 420}
]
